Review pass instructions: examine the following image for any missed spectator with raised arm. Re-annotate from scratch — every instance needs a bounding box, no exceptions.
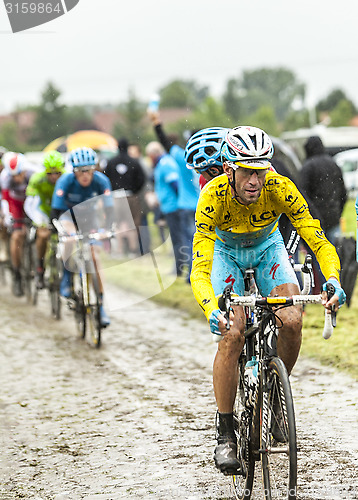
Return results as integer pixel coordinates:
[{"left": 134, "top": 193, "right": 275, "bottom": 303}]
[
  {"left": 145, "top": 141, "right": 183, "bottom": 277},
  {"left": 148, "top": 109, "right": 200, "bottom": 281}
]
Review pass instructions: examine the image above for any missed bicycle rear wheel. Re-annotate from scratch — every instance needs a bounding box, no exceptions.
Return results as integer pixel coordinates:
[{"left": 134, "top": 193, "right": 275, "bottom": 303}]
[
  {"left": 260, "top": 357, "right": 297, "bottom": 499},
  {"left": 48, "top": 250, "right": 62, "bottom": 320},
  {"left": 232, "top": 355, "right": 256, "bottom": 500},
  {"left": 73, "top": 273, "right": 86, "bottom": 338},
  {"left": 22, "top": 239, "right": 34, "bottom": 303},
  {"left": 85, "top": 273, "right": 102, "bottom": 348}
]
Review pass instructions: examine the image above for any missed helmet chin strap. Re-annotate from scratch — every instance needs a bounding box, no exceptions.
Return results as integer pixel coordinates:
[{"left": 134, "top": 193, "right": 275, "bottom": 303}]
[{"left": 228, "top": 167, "right": 239, "bottom": 199}]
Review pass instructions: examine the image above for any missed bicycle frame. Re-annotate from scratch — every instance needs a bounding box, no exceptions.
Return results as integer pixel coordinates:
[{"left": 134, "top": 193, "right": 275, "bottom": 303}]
[
  {"left": 224, "top": 255, "right": 336, "bottom": 499},
  {"left": 55, "top": 219, "right": 113, "bottom": 348}
]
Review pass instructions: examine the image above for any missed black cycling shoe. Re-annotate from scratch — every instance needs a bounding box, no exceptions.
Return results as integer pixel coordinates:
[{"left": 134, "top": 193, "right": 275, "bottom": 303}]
[
  {"left": 214, "top": 435, "right": 241, "bottom": 475},
  {"left": 35, "top": 270, "right": 45, "bottom": 290},
  {"left": 13, "top": 273, "right": 24, "bottom": 297}
]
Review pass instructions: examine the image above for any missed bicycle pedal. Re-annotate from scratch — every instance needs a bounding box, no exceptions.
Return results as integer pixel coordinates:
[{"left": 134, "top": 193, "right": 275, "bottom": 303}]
[{"left": 222, "top": 466, "right": 244, "bottom": 477}]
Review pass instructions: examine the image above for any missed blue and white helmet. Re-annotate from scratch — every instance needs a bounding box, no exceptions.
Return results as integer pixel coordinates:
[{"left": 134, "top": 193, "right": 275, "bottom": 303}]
[
  {"left": 221, "top": 126, "right": 274, "bottom": 169},
  {"left": 185, "top": 127, "right": 229, "bottom": 172},
  {"left": 68, "top": 147, "right": 98, "bottom": 169}
]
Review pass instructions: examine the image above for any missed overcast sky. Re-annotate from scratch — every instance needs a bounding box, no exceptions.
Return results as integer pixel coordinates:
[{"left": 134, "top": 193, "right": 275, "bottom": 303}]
[{"left": 1, "top": 0, "right": 357, "bottom": 114}]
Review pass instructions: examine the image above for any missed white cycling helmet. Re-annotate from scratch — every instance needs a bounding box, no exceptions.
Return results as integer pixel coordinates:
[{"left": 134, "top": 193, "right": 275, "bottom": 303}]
[
  {"left": 221, "top": 126, "right": 274, "bottom": 169},
  {"left": 2, "top": 152, "right": 26, "bottom": 176}
]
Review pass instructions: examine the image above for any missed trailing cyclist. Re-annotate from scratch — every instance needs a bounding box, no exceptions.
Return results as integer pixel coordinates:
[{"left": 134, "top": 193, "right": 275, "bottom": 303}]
[
  {"left": 0, "top": 152, "right": 37, "bottom": 296},
  {"left": 190, "top": 126, "right": 346, "bottom": 475},
  {"left": 50, "top": 147, "right": 114, "bottom": 327},
  {"left": 184, "top": 127, "right": 229, "bottom": 189},
  {"left": 24, "top": 150, "right": 66, "bottom": 289}
]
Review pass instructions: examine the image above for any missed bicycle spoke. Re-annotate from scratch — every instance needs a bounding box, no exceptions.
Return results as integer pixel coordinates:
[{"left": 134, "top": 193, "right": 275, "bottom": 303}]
[
  {"left": 86, "top": 274, "right": 101, "bottom": 348},
  {"left": 261, "top": 358, "right": 297, "bottom": 500},
  {"left": 232, "top": 357, "right": 256, "bottom": 500}
]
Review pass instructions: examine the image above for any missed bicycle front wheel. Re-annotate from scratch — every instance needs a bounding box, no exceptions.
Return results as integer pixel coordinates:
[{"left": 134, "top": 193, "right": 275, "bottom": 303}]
[
  {"left": 232, "top": 355, "right": 256, "bottom": 500},
  {"left": 22, "top": 239, "right": 34, "bottom": 303},
  {"left": 85, "top": 273, "right": 102, "bottom": 348},
  {"left": 48, "top": 250, "right": 62, "bottom": 320},
  {"left": 73, "top": 273, "right": 86, "bottom": 338},
  {"left": 261, "top": 357, "right": 297, "bottom": 500}
]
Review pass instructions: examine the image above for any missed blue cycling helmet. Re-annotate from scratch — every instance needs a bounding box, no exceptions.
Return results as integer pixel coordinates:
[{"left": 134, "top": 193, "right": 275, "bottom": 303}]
[
  {"left": 68, "top": 147, "right": 98, "bottom": 169},
  {"left": 221, "top": 126, "right": 274, "bottom": 169},
  {"left": 185, "top": 127, "right": 229, "bottom": 172}
]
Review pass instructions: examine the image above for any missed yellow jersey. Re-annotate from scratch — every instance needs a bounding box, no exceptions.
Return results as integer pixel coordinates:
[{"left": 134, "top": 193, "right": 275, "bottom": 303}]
[{"left": 191, "top": 172, "right": 341, "bottom": 319}]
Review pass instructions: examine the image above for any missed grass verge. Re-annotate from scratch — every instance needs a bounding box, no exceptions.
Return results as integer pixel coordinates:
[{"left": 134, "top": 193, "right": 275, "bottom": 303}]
[{"left": 100, "top": 243, "right": 358, "bottom": 381}]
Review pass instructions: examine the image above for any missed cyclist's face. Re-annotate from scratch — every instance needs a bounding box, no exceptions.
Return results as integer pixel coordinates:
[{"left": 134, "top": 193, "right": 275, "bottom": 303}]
[
  {"left": 224, "top": 162, "right": 267, "bottom": 205},
  {"left": 198, "top": 165, "right": 223, "bottom": 182},
  {"left": 46, "top": 171, "right": 62, "bottom": 185},
  {"left": 74, "top": 167, "right": 95, "bottom": 187}
]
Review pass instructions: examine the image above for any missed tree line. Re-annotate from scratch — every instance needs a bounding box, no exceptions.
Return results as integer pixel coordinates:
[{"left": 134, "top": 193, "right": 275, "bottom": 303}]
[{"left": 0, "top": 67, "right": 356, "bottom": 151}]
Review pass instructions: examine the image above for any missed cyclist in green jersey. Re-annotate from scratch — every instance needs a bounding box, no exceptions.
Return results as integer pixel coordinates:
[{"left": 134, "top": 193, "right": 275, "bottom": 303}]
[{"left": 24, "top": 151, "right": 65, "bottom": 289}]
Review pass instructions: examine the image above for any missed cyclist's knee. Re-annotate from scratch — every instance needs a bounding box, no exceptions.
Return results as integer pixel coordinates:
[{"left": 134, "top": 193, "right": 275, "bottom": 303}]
[
  {"left": 279, "top": 307, "right": 302, "bottom": 337},
  {"left": 218, "top": 308, "right": 245, "bottom": 350}
]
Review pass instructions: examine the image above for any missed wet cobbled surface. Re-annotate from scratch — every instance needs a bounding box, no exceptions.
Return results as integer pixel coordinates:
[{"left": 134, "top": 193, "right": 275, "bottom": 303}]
[{"left": 0, "top": 282, "right": 357, "bottom": 499}]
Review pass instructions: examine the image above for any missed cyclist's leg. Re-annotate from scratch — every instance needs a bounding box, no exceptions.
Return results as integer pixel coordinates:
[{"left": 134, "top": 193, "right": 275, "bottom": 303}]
[
  {"left": 10, "top": 225, "right": 25, "bottom": 296},
  {"left": 10, "top": 226, "right": 25, "bottom": 270},
  {"left": 211, "top": 242, "right": 245, "bottom": 473},
  {"left": 35, "top": 226, "right": 50, "bottom": 288},
  {"left": 269, "top": 283, "right": 302, "bottom": 375},
  {"left": 211, "top": 241, "right": 246, "bottom": 412},
  {"left": 255, "top": 232, "right": 302, "bottom": 374}
]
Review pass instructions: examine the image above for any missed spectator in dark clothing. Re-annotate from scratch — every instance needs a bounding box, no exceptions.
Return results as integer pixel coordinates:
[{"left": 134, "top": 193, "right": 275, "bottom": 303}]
[
  {"left": 301, "top": 136, "right": 347, "bottom": 245},
  {"left": 103, "top": 138, "right": 146, "bottom": 256},
  {"left": 300, "top": 136, "right": 347, "bottom": 292}
]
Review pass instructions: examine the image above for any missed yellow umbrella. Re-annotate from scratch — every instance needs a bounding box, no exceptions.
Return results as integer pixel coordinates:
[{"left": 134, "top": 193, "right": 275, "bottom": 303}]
[
  {"left": 43, "top": 130, "right": 118, "bottom": 153},
  {"left": 66, "top": 130, "right": 117, "bottom": 152},
  {"left": 43, "top": 136, "right": 67, "bottom": 152}
]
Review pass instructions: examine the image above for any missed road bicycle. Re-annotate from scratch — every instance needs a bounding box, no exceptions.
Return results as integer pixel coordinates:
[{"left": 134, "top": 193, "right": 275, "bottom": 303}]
[
  {"left": 55, "top": 220, "right": 113, "bottom": 348},
  {"left": 31, "top": 230, "right": 62, "bottom": 318},
  {"left": 218, "top": 255, "right": 335, "bottom": 500},
  {"left": 30, "top": 228, "right": 63, "bottom": 318}
]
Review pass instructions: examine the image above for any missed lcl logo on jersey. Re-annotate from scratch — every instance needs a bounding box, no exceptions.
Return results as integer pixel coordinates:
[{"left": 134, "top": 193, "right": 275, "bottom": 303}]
[
  {"left": 249, "top": 210, "right": 278, "bottom": 227},
  {"left": 4, "top": 0, "right": 79, "bottom": 33}
]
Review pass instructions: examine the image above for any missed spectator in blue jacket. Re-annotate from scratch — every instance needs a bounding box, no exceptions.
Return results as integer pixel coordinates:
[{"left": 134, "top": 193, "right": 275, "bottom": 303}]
[
  {"left": 145, "top": 141, "right": 184, "bottom": 277},
  {"left": 148, "top": 110, "right": 200, "bottom": 281}
]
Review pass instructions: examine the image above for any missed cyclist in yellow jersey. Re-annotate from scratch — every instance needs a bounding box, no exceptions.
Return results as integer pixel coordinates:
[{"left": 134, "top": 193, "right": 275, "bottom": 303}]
[{"left": 190, "top": 126, "right": 346, "bottom": 475}]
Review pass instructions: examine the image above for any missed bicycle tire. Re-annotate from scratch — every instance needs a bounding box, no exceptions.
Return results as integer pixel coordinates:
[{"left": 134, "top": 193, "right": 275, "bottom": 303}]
[
  {"left": 73, "top": 273, "right": 86, "bottom": 338},
  {"left": 32, "top": 285, "right": 38, "bottom": 306},
  {"left": 86, "top": 273, "right": 102, "bottom": 348},
  {"left": 48, "top": 249, "right": 62, "bottom": 320},
  {"left": 260, "top": 357, "right": 297, "bottom": 500},
  {"left": 22, "top": 239, "right": 34, "bottom": 303},
  {"left": 232, "top": 356, "right": 256, "bottom": 500},
  {"left": 50, "top": 286, "right": 61, "bottom": 320}
]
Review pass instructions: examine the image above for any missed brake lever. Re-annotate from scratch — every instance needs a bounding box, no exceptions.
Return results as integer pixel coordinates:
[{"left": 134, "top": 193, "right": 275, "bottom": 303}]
[
  {"left": 326, "top": 282, "right": 336, "bottom": 328},
  {"left": 218, "top": 284, "right": 232, "bottom": 331}
]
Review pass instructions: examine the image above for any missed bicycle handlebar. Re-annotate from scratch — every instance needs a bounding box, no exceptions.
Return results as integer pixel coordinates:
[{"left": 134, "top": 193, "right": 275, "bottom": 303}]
[
  {"left": 53, "top": 219, "right": 114, "bottom": 243},
  {"left": 221, "top": 292, "right": 335, "bottom": 341}
]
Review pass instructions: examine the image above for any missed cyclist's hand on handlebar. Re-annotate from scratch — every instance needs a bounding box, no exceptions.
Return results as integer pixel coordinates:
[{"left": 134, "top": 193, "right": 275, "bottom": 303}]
[
  {"left": 322, "top": 277, "right": 346, "bottom": 312},
  {"left": 209, "top": 309, "right": 233, "bottom": 339}
]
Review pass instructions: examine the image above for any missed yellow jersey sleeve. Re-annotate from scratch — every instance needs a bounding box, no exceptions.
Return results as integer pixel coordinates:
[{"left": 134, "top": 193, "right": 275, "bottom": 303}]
[{"left": 274, "top": 175, "right": 341, "bottom": 281}]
